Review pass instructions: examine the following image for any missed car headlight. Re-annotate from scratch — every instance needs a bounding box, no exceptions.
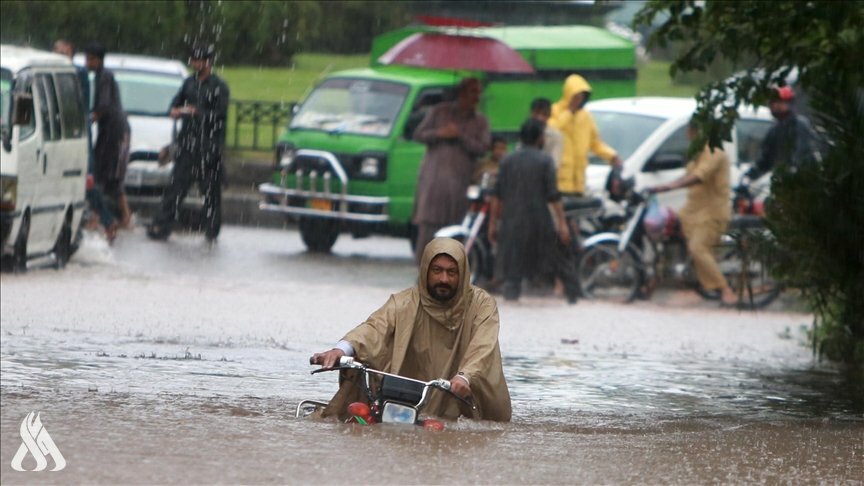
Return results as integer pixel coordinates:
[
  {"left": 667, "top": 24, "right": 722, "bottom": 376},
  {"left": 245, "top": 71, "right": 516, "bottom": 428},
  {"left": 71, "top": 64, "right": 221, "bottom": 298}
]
[
  {"left": 360, "top": 157, "right": 380, "bottom": 177},
  {"left": 275, "top": 142, "right": 296, "bottom": 169},
  {"left": 0, "top": 176, "right": 17, "bottom": 211},
  {"left": 355, "top": 151, "right": 387, "bottom": 181}
]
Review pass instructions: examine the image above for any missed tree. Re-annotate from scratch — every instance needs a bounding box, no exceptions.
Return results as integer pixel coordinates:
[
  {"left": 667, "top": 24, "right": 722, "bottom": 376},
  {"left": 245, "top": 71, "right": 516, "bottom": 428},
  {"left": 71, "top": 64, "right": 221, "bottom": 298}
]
[{"left": 634, "top": 1, "right": 864, "bottom": 363}]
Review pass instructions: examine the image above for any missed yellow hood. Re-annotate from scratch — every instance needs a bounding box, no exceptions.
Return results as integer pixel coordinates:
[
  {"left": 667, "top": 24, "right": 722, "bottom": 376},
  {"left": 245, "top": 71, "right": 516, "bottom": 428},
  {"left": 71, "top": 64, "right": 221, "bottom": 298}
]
[{"left": 553, "top": 74, "right": 592, "bottom": 115}]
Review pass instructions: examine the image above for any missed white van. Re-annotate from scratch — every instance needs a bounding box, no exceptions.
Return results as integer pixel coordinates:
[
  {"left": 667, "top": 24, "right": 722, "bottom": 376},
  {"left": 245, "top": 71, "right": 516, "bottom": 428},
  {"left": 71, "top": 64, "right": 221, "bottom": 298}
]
[
  {"left": 1, "top": 45, "right": 88, "bottom": 271},
  {"left": 584, "top": 97, "right": 774, "bottom": 211}
]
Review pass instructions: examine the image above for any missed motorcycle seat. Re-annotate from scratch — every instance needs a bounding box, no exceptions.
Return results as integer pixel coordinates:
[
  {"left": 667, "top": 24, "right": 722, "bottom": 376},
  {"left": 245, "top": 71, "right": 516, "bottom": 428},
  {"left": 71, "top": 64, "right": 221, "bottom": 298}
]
[{"left": 728, "top": 215, "right": 764, "bottom": 231}]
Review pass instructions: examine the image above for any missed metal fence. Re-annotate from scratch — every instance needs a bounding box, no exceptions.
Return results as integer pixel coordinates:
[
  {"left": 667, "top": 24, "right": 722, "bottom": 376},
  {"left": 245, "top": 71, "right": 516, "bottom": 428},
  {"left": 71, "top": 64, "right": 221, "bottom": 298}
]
[{"left": 228, "top": 100, "right": 295, "bottom": 151}]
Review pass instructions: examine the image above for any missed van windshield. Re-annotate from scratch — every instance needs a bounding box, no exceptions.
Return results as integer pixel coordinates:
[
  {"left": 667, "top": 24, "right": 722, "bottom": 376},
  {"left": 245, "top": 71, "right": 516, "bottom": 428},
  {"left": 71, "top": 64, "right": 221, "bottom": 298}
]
[
  {"left": 113, "top": 70, "right": 184, "bottom": 117},
  {"left": 290, "top": 78, "right": 409, "bottom": 137},
  {"left": 588, "top": 111, "right": 666, "bottom": 165}
]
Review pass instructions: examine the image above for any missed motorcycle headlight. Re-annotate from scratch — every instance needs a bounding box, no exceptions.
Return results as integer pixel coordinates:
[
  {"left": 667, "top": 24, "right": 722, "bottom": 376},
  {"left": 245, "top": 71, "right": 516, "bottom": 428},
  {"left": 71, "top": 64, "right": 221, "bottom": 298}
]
[
  {"left": 0, "top": 176, "right": 17, "bottom": 211},
  {"left": 466, "top": 185, "right": 481, "bottom": 200}
]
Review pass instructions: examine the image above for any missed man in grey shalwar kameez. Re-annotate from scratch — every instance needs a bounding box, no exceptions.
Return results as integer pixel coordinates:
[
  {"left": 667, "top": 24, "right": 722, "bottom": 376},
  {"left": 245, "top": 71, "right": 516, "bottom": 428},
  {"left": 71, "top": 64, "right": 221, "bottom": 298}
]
[
  {"left": 488, "top": 119, "right": 579, "bottom": 303},
  {"left": 412, "top": 77, "right": 490, "bottom": 262}
]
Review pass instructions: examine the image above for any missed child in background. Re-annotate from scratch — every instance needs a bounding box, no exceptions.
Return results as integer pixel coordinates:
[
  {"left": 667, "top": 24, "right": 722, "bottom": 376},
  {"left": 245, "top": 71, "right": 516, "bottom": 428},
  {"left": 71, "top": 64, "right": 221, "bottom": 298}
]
[{"left": 474, "top": 135, "right": 509, "bottom": 186}]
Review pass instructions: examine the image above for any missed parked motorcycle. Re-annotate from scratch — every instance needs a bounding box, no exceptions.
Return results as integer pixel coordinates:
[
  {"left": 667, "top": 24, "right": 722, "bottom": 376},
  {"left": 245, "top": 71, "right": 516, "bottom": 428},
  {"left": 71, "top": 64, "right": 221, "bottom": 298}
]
[
  {"left": 435, "top": 173, "right": 611, "bottom": 285},
  {"left": 434, "top": 174, "right": 496, "bottom": 284},
  {"left": 297, "top": 356, "right": 474, "bottom": 430},
  {"left": 576, "top": 182, "right": 782, "bottom": 309}
]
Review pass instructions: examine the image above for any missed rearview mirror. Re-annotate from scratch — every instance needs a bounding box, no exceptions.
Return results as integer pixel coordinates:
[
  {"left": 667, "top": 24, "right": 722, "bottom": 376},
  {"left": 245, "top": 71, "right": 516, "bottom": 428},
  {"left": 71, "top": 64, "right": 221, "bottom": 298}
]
[
  {"left": 644, "top": 153, "right": 686, "bottom": 172},
  {"left": 12, "top": 94, "right": 33, "bottom": 126}
]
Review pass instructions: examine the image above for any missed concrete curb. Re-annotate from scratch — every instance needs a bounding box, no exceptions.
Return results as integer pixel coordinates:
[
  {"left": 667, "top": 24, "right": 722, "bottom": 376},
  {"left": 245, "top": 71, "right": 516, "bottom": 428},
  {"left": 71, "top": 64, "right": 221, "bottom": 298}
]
[{"left": 222, "top": 154, "right": 289, "bottom": 228}]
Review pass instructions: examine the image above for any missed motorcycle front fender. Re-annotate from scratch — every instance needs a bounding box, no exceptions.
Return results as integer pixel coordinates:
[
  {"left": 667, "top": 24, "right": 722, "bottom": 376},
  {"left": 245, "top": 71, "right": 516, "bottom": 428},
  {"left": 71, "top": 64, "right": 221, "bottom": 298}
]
[
  {"left": 582, "top": 232, "right": 622, "bottom": 249},
  {"left": 434, "top": 225, "right": 469, "bottom": 240}
]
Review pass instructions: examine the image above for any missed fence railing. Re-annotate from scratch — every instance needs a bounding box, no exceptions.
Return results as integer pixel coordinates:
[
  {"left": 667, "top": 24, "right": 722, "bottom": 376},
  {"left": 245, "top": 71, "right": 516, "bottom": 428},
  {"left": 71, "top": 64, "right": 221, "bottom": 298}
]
[{"left": 228, "top": 99, "right": 296, "bottom": 152}]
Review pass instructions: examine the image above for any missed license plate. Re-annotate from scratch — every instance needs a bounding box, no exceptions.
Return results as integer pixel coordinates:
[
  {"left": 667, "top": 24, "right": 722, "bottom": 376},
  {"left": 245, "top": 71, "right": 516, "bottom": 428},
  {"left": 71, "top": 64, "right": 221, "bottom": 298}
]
[
  {"left": 127, "top": 171, "right": 143, "bottom": 187},
  {"left": 309, "top": 198, "right": 331, "bottom": 211},
  {"left": 381, "top": 402, "right": 417, "bottom": 424}
]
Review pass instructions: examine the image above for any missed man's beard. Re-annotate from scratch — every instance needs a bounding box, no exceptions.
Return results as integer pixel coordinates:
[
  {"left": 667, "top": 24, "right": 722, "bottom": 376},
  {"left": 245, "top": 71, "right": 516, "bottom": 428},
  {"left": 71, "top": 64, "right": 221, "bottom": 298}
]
[{"left": 431, "top": 283, "right": 457, "bottom": 302}]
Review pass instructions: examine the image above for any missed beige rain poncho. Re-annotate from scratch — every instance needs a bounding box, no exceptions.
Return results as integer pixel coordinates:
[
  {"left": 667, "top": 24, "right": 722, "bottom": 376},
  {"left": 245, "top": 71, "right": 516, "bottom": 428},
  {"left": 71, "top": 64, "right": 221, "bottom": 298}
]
[{"left": 323, "top": 238, "right": 511, "bottom": 422}]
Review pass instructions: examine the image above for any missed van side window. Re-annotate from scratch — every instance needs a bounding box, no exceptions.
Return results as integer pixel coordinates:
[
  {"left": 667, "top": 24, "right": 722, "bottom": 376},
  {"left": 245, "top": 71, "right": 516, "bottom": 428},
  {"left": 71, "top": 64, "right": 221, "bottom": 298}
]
[
  {"left": 34, "top": 75, "right": 52, "bottom": 141},
  {"left": 736, "top": 118, "right": 773, "bottom": 165},
  {"left": 55, "top": 73, "right": 85, "bottom": 139},
  {"left": 12, "top": 72, "right": 36, "bottom": 141},
  {"left": 403, "top": 88, "right": 445, "bottom": 140},
  {"left": 41, "top": 74, "right": 62, "bottom": 141}
]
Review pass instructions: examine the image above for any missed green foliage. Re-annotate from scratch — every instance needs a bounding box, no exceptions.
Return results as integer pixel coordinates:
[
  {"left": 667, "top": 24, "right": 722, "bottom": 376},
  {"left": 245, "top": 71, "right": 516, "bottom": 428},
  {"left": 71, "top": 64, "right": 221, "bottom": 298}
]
[
  {"left": 635, "top": 0, "right": 864, "bottom": 363},
  {"left": 0, "top": 1, "right": 412, "bottom": 65}
]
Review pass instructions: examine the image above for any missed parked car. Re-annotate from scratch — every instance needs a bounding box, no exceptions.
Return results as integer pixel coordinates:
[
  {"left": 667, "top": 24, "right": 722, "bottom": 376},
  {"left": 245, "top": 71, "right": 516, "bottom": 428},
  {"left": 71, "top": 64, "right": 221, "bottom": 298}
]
[
  {"left": 583, "top": 97, "right": 774, "bottom": 211},
  {"left": 74, "top": 53, "right": 190, "bottom": 214},
  {"left": 1, "top": 45, "right": 88, "bottom": 270}
]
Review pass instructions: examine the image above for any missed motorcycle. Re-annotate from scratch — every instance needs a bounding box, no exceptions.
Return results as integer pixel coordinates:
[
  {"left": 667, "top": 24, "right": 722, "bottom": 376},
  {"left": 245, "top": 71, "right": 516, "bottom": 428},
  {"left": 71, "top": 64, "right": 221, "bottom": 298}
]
[
  {"left": 435, "top": 173, "right": 610, "bottom": 285},
  {"left": 576, "top": 180, "right": 782, "bottom": 309},
  {"left": 297, "top": 356, "right": 474, "bottom": 430},
  {"left": 435, "top": 174, "right": 496, "bottom": 285}
]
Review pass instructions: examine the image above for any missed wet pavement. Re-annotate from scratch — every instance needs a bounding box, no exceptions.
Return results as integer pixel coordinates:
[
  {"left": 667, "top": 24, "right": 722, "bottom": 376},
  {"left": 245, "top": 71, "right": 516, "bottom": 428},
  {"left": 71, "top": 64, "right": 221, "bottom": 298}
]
[{"left": 1, "top": 225, "right": 862, "bottom": 484}]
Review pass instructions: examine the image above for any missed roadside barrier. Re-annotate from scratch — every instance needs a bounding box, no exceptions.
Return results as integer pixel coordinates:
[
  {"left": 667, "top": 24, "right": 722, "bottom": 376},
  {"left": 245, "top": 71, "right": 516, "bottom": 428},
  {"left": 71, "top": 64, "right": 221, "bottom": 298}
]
[{"left": 229, "top": 100, "right": 296, "bottom": 151}]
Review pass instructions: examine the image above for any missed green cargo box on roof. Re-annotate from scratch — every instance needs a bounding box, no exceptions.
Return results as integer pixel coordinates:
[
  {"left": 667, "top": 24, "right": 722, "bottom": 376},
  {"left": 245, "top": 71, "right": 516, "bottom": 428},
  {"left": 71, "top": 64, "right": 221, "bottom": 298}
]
[
  {"left": 370, "top": 25, "right": 636, "bottom": 133},
  {"left": 260, "top": 25, "right": 635, "bottom": 253}
]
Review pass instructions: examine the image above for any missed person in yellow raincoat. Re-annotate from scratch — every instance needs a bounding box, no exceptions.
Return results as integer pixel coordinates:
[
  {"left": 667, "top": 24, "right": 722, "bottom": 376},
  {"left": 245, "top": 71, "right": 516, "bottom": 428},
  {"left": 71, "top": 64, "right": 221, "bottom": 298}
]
[
  {"left": 310, "top": 238, "right": 511, "bottom": 422},
  {"left": 549, "top": 74, "right": 622, "bottom": 195}
]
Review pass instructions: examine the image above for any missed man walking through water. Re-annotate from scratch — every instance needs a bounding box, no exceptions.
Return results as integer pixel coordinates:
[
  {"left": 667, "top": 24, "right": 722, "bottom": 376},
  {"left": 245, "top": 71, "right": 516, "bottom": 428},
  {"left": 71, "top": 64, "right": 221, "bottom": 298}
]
[
  {"left": 411, "top": 77, "right": 491, "bottom": 262},
  {"left": 488, "top": 119, "right": 579, "bottom": 304},
  {"left": 147, "top": 44, "right": 229, "bottom": 243},
  {"left": 84, "top": 43, "right": 132, "bottom": 232},
  {"left": 310, "top": 238, "right": 511, "bottom": 422}
]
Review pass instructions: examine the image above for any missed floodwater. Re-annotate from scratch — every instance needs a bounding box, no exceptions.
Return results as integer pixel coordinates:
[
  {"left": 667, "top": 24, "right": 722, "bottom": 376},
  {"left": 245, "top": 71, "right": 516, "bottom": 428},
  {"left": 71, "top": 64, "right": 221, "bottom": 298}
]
[{"left": 2, "top": 226, "right": 862, "bottom": 484}]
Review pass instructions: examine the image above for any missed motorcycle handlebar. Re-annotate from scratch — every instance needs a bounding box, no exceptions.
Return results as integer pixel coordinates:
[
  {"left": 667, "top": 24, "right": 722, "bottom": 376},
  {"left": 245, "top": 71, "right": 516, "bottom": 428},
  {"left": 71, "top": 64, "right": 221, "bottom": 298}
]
[{"left": 310, "top": 358, "right": 471, "bottom": 405}]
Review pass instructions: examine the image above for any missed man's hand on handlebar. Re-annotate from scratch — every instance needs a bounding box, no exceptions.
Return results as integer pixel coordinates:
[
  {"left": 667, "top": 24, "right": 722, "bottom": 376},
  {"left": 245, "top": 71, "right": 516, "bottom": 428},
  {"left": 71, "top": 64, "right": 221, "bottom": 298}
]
[
  {"left": 309, "top": 348, "right": 345, "bottom": 369},
  {"left": 449, "top": 374, "right": 471, "bottom": 399}
]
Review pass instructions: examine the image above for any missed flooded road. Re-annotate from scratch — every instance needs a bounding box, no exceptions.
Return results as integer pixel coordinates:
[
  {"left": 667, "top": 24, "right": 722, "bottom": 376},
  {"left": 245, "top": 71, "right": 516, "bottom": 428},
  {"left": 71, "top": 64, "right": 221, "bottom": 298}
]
[{"left": 2, "top": 226, "right": 862, "bottom": 484}]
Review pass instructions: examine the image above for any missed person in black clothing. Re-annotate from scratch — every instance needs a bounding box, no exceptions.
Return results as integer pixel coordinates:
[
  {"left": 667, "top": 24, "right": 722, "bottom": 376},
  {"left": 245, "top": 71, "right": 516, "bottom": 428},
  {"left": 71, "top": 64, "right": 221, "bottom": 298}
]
[
  {"left": 53, "top": 40, "right": 118, "bottom": 242},
  {"left": 745, "top": 86, "right": 818, "bottom": 181},
  {"left": 487, "top": 119, "right": 579, "bottom": 304},
  {"left": 84, "top": 42, "right": 132, "bottom": 231},
  {"left": 148, "top": 44, "right": 230, "bottom": 243}
]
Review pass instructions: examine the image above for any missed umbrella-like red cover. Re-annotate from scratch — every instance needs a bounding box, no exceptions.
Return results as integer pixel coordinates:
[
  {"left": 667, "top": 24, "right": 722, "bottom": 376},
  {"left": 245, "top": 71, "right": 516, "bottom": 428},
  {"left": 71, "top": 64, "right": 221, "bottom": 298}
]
[{"left": 378, "top": 32, "right": 535, "bottom": 74}]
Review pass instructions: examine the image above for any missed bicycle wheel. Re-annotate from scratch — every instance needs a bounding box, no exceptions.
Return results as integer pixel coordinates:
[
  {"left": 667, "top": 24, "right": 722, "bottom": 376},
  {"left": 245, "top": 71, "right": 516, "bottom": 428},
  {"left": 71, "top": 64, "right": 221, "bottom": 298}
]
[
  {"left": 577, "top": 241, "right": 642, "bottom": 303},
  {"left": 717, "top": 245, "right": 782, "bottom": 309}
]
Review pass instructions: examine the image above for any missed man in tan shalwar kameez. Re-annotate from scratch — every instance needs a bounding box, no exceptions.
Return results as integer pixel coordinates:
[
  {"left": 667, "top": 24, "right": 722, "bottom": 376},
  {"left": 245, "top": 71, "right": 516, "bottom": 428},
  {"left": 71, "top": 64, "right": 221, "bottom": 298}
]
[
  {"left": 650, "top": 120, "right": 736, "bottom": 305},
  {"left": 310, "top": 238, "right": 511, "bottom": 422}
]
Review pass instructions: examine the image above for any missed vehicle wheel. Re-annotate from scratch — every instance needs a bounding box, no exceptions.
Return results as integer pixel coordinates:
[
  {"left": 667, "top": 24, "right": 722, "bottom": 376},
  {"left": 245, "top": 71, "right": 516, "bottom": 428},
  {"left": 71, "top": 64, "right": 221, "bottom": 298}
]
[
  {"left": 718, "top": 245, "right": 782, "bottom": 309},
  {"left": 69, "top": 210, "right": 85, "bottom": 257},
  {"left": 53, "top": 213, "right": 73, "bottom": 269},
  {"left": 577, "top": 241, "right": 642, "bottom": 303},
  {"left": 13, "top": 213, "right": 30, "bottom": 273},
  {"left": 299, "top": 217, "right": 340, "bottom": 253}
]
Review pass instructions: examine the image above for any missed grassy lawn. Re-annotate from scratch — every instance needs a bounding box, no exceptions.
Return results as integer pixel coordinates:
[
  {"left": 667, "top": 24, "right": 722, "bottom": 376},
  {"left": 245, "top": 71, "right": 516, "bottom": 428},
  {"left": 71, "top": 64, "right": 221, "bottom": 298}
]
[
  {"left": 222, "top": 54, "right": 702, "bottom": 158},
  {"left": 219, "top": 53, "right": 368, "bottom": 103},
  {"left": 636, "top": 60, "right": 702, "bottom": 98}
]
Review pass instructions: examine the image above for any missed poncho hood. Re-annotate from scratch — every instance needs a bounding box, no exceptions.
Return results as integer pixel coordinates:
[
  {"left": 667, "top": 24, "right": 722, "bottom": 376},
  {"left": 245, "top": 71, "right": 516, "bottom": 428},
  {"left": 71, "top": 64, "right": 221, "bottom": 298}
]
[{"left": 418, "top": 237, "right": 474, "bottom": 330}]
